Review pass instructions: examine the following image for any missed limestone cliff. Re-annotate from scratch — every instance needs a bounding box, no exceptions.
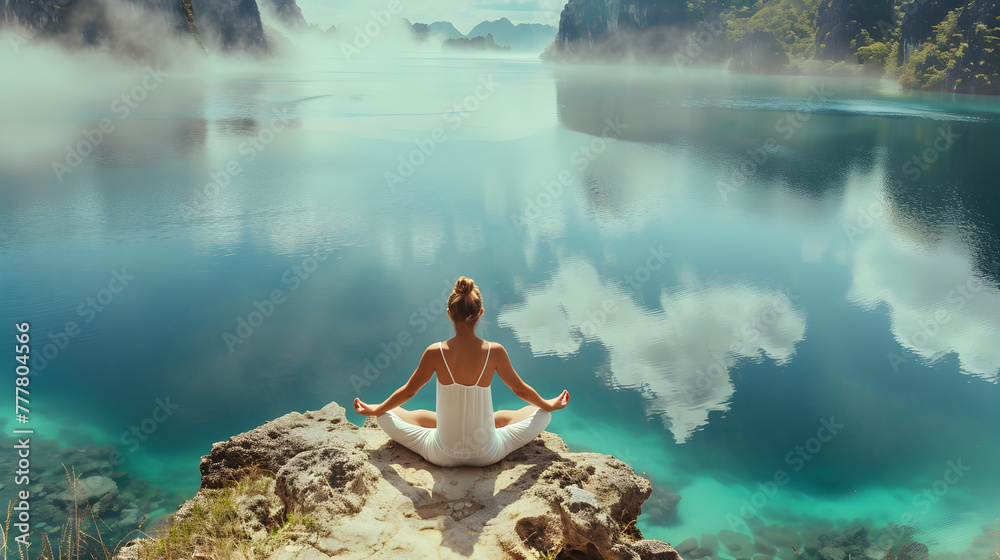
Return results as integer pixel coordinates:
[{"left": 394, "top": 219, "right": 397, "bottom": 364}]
[
  {"left": 813, "top": 0, "right": 893, "bottom": 62},
  {"left": 0, "top": 0, "right": 292, "bottom": 57},
  {"left": 116, "top": 401, "right": 685, "bottom": 560},
  {"left": 543, "top": 0, "right": 730, "bottom": 63},
  {"left": 545, "top": 0, "right": 1000, "bottom": 93}
]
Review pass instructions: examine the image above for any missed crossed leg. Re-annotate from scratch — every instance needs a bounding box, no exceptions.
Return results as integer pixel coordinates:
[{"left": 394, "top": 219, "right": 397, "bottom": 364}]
[
  {"left": 389, "top": 406, "right": 540, "bottom": 430},
  {"left": 494, "top": 405, "right": 539, "bottom": 429},
  {"left": 388, "top": 407, "right": 437, "bottom": 428}
]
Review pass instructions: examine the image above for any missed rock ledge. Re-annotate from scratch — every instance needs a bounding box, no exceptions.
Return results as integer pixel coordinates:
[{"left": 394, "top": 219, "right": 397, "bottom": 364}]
[{"left": 121, "top": 401, "right": 684, "bottom": 560}]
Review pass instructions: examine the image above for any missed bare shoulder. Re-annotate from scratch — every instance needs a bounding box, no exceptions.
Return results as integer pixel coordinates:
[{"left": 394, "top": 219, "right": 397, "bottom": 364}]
[
  {"left": 489, "top": 342, "right": 514, "bottom": 367},
  {"left": 421, "top": 343, "right": 443, "bottom": 359}
]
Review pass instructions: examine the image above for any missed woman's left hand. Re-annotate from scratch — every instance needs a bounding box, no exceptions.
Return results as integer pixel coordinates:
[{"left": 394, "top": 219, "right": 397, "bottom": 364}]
[{"left": 354, "top": 398, "right": 380, "bottom": 416}]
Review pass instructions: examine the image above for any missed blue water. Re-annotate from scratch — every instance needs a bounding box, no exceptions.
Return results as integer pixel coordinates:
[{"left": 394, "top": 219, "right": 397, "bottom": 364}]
[{"left": 1, "top": 49, "right": 999, "bottom": 559}]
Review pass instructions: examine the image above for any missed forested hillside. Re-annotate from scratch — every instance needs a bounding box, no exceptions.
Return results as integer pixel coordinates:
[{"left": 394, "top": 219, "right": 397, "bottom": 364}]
[{"left": 546, "top": 0, "right": 1000, "bottom": 94}]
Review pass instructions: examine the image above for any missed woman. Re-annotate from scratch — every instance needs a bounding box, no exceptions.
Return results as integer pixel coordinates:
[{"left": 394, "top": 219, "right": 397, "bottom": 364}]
[{"left": 354, "top": 276, "right": 569, "bottom": 467}]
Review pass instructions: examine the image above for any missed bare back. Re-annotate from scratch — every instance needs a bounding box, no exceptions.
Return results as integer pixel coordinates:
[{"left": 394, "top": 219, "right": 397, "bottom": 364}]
[{"left": 437, "top": 338, "right": 493, "bottom": 387}]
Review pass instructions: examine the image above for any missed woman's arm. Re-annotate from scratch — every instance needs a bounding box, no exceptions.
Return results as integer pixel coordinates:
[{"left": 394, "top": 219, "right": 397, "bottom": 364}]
[
  {"left": 354, "top": 344, "right": 436, "bottom": 416},
  {"left": 495, "top": 344, "right": 569, "bottom": 412}
]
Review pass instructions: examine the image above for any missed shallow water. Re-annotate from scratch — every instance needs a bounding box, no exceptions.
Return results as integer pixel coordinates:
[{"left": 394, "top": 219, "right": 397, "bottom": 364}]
[{"left": 1, "top": 51, "right": 999, "bottom": 558}]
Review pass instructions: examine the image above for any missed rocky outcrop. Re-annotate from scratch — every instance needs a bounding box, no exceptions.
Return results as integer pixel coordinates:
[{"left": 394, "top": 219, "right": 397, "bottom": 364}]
[
  {"left": 543, "top": 0, "right": 729, "bottom": 63},
  {"left": 895, "top": 0, "right": 1000, "bottom": 94},
  {"left": 554, "top": 0, "right": 691, "bottom": 45},
  {"left": 191, "top": 0, "right": 268, "bottom": 53},
  {"left": 442, "top": 33, "right": 512, "bottom": 51},
  {"left": 0, "top": 0, "right": 270, "bottom": 57},
  {"left": 940, "top": 0, "right": 1000, "bottom": 94},
  {"left": 543, "top": 0, "right": 1000, "bottom": 93},
  {"left": 1, "top": 0, "right": 196, "bottom": 52},
  {"left": 814, "top": 0, "right": 893, "bottom": 61},
  {"left": 897, "top": 0, "right": 965, "bottom": 65},
  {"left": 51, "top": 475, "right": 119, "bottom": 508},
  {"left": 140, "top": 401, "right": 684, "bottom": 560},
  {"left": 258, "top": 0, "right": 306, "bottom": 29}
]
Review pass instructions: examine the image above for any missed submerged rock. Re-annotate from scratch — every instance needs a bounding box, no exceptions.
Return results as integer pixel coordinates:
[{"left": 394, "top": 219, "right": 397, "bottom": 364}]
[
  {"left": 896, "top": 541, "right": 930, "bottom": 560},
  {"left": 127, "top": 401, "right": 686, "bottom": 560},
  {"left": 52, "top": 475, "right": 118, "bottom": 507},
  {"left": 675, "top": 537, "right": 698, "bottom": 554}
]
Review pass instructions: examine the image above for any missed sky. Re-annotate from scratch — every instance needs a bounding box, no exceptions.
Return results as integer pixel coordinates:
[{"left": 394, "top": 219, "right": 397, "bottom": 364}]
[{"left": 295, "top": 0, "right": 565, "bottom": 35}]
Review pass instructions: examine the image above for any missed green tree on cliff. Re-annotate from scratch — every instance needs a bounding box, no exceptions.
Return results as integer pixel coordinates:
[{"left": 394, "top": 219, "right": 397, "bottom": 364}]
[
  {"left": 727, "top": 0, "right": 823, "bottom": 60},
  {"left": 898, "top": 8, "right": 966, "bottom": 90}
]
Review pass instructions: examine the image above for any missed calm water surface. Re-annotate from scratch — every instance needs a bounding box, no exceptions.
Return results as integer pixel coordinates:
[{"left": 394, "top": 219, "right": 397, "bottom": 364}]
[{"left": 1, "top": 53, "right": 998, "bottom": 558}]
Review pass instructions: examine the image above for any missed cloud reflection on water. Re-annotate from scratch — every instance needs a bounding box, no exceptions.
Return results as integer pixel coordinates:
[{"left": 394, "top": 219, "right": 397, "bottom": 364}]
[{"left": 498, "top": 256, "right": 807, "bottom": 443}]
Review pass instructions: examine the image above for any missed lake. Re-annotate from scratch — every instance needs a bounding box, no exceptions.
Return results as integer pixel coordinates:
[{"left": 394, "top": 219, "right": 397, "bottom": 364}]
[{"left": 1, "top": 48, "right": 998, "bottom": 559}]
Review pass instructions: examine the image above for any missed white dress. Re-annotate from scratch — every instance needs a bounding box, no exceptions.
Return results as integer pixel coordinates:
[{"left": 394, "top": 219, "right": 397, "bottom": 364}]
[{"left": 376, "top": 341, "right": 552, "bottom": 467}]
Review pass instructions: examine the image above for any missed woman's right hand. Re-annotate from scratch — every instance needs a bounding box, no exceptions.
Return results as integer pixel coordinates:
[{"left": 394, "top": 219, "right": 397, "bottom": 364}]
[{"left": 546, "top": 390, "right": 569, "bottom": 412}]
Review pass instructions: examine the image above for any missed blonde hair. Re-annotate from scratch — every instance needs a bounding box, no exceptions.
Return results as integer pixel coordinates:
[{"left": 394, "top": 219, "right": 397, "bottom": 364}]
[{"left": 448, "top": 276, "right": 483, "bottom": 326}]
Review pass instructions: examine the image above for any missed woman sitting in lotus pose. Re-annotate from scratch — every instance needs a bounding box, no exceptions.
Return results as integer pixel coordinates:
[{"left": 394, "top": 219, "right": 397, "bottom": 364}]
[{"left": 354, "top": 276, "right": 569, "bottom": 467}]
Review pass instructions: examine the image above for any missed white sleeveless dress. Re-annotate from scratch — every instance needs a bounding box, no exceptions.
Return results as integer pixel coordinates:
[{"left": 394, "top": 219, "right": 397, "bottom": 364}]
[{"left": 376, "top": 341, "right": 552, "bottom": 467}]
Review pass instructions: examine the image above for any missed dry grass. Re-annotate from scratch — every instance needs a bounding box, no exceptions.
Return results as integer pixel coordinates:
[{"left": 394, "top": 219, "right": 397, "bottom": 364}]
[
  {"left": 1, "top": 464, "right": 151, "bottom": 560},
  {"left": 136, "top": 464, "right": 316, "bottom": 560}
]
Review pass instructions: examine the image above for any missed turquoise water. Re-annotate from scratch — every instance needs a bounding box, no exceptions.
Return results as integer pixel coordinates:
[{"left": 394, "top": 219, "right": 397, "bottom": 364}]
[{"left": 1, "top": 48, "right": 999, "bottom": 559}]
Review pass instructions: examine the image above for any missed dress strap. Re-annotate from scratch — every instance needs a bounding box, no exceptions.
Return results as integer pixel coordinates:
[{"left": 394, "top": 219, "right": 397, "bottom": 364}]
[
  {"left": 438, "top": 342, "right": 455, "bottom": 383},
  {"left": 474, "top": 342, "right": 491, "bottom": 386}
]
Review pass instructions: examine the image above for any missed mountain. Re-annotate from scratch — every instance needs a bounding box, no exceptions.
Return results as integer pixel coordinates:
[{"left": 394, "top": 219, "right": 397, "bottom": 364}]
[
  {"left": 428, "top": 20, "right": 465, "bottom": 40},
  {"left": 0, "top": 0, "right": 281, "bottom": 57},
  {"left": 545, "top": 0, "right": 1000, "bottom": 94},
  {"left": 408, "top": 19, "right": 466, "bottom": 43},
  {"left": 467, "top": 17, "right": 556, "bottom": 51},
  {"left": 191, "top": 0, "right": 269, "bottom": 53},
  {"left": 409, "top": 17, "right": 556, "bottom": 52},
  {"left": 259, "top": 0, "right": 307, "bottom": 29},
  {"left": 544, "top": 0, "right": 728, "bottom": 63}
]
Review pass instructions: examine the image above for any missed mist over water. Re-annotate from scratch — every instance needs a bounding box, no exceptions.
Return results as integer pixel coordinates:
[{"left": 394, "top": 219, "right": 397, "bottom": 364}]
[{"left": 2, "top": 32, "right": 999, "bottom": 559}]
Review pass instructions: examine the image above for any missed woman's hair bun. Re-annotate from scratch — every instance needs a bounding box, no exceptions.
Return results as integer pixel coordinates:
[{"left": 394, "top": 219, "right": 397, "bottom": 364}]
[
  {"left": 448, "top": 276, "right": 484, "bottom": 326},
  {"left": 454, "top": 276, "right": 475, "bottom": 296}
]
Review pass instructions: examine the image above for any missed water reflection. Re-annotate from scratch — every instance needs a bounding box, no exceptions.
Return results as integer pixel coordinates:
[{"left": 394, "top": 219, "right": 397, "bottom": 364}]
[
  {"left": 497, "top": 256, "right": 807, "bottom": 443},
  {"left": 844, "top": 178, "right": 1000, "bottom": 382},
  {"left": 553, "top": 64, "right": 1000, "bottom": 386}
]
